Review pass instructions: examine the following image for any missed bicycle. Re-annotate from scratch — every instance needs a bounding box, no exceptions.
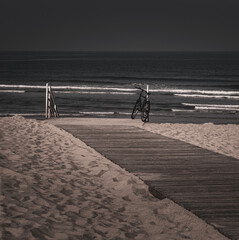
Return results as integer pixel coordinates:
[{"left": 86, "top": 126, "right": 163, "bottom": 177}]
[{"left": 131, "top": 85, "right": 150, "bottom": 122}]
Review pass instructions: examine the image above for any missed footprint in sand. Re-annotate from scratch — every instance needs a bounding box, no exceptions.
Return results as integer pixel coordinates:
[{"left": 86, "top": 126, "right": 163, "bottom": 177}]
[{"left": 122, "top": 195, "right": 131, "bottom": 202}]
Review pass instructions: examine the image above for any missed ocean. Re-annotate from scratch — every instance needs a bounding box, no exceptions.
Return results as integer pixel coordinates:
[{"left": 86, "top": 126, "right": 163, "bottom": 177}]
[{"left": 0, "top": 51, "right": 238, "bottom": 124}]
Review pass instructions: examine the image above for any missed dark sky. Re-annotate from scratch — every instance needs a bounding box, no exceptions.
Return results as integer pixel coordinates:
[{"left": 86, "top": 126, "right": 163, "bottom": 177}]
[{"left": 1, "top": 0, "right": 239, "bottom": 51}]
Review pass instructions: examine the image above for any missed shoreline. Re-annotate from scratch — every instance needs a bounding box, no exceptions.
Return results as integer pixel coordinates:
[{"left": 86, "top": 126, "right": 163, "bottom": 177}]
[
  {"left": 0, "top": 109, "right": 239, "bottom": 125},
  {"left": 1, "top": 116, "right": 237, "bottom": 239}
]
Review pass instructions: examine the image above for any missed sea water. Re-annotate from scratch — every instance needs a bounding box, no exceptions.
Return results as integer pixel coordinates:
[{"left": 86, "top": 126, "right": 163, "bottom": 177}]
[{"left": 0, "top": 51, "right": 238, "bottom": 123}]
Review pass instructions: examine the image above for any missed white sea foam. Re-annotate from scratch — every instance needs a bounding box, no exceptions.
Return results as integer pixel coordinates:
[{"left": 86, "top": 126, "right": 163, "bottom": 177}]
[
  {"left": 183, "top": 103, "right": 239, "bottom": 108},
  {"left": 0, "top": 90, "right": 25, "bottom": 93},
  {"left": 152, "top": 89, "right": 239, "bottom": 95},
  {"left": 195, "top": 106, "right": 239, "bottom": 111},
  {"left": 53, "top": 86, "right": 136, "bottom": 92},
  {"left": 182, "top": 103, "right": 239, "bottom": 111},
  {"left": 0, "top": 84, "right": 45, "bottom": 89},
  {"left": 0, "top": 84, "right": 136, "bottom": 92},
  {"left": 172, "top": 109, "right": 195, "bottom": 112},
  {"left": 175, "top": 94, "right": 239, "bottom": 99},
  {"left": 54, "top": 91, "right": 135, "bottom": 95},
  {"left": 80, "top": 112, "right": 116, "bottom": 115}
]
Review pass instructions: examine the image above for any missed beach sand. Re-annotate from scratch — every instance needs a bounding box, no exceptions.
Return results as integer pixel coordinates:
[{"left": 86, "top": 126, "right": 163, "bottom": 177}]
[{"left": 1, "top": 116, "right": 237, "bottom": 240}]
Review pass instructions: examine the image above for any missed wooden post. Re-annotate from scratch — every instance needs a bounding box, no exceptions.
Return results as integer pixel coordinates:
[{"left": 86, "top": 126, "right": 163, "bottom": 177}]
[
  {"left": 45, "top": 83, "right": 59, "bottom": 119},
  {"left": 48, "top": 86, "right": 51, "bottom": 118},
  {"left": 45, "top": 83, "right": 49, "bottom": 119},
  {"left": 49, "top": 85, "right": 59, "bottom": 118}
]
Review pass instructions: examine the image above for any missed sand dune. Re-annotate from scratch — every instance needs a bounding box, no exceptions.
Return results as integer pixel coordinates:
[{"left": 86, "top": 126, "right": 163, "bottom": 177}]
[{"left": 0, "top": 116, "right": 231, "bottom": 239}]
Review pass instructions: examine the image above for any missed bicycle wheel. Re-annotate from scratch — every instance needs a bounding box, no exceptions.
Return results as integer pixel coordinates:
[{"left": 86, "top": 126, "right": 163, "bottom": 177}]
[
  {"left": 131, "top": 99, "right": 141, "bottom": 119},
  {"left": 141, "top": 101, "right": 150, "bottom": 122}
]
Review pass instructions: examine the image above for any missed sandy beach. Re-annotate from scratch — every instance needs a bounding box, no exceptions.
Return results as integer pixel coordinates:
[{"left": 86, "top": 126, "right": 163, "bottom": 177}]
[{"left": 1, "top": 116, "right": 238, "bottom": 239}]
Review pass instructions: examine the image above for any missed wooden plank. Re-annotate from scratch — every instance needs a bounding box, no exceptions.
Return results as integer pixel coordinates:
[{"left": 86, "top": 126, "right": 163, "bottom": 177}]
[
  {"left": 102, "top": 152, "right": 219, "bottom": 157},
  {"left": 104, "top": 154, "right": 235, "bottom": 162},
  {"left": 82, "top": 138, "right": 183, "bottom": 143}
]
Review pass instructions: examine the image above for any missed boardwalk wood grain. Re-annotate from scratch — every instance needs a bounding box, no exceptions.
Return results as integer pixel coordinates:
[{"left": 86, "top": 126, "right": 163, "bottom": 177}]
[{"left": 57, "top": 124, "right": 239, "bottom": 240}]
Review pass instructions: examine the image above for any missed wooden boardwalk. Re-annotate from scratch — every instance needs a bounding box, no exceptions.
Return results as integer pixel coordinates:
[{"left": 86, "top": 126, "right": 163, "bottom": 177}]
[{"left": 57, "top": 124, "right": 239, "bottom": 240}]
